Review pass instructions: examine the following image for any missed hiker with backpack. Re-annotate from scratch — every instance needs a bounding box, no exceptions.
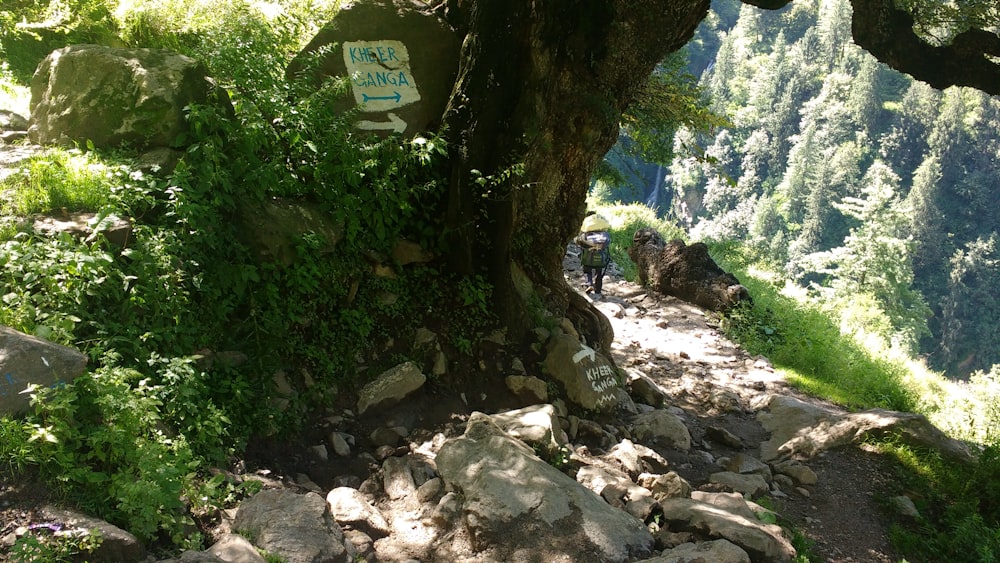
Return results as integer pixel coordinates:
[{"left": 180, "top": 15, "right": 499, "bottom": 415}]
[{"left": 576, "top": 214, "right": 612, "bottom": 298}]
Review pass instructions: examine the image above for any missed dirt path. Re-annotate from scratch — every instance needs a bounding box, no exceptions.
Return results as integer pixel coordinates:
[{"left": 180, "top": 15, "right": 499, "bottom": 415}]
[{"left": 587, "top": 270, "right": 900, "bottom": 563}]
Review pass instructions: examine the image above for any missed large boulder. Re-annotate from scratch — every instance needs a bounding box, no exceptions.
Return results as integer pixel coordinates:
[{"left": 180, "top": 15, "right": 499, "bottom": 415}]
[
  {"left": 543, "top": 333, "right": 622, "bottom": 412},
  {"left": 29, "top": 44, "right": 233, "bottom": 149},
  {"left": 435, "top": 412, "right": 654, "bottom": 562},
  {"left": 286, "top": 0, "right": 460, "bottom": 137},
  {"left": 757, "top": 394, "right": 975, "bottom": 463},
  {"left": 627, "top": 228, "right": 751, "bottom": 312},
  {"left": 0, "top": 326, "right": 87, "bottom": 415}
]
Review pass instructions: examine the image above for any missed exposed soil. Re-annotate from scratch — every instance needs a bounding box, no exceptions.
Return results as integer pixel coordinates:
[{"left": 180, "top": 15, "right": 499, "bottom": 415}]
[{"left": 0, "top": 142, "right": 904, "bottom": 561}]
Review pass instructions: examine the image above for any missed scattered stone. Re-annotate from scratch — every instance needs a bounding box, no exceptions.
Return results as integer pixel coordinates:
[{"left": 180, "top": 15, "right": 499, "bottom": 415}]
[
  {"left": 295, "top": 473, "right": 322, "bottom": 493},
  {"left": 416, "top": 477, "right": 443, "bottom": 503},
  {"left": 342, "top": 529, "right": 376, "bottom": 562},
  {"left": 607, "top": 439, "right": 669, "bottom": 478},
  {"left": 630, "top": 409, "right": 692, "bottom": 451},
  {"left": 31, "top": 212, "right": 132, "bottom": 248},
  {"left": 627, "top": 369, "right": 668, "bottom": 408},
  {"left": 708, "top": 471, "right": 770, "bottom": 497},
  {"left": 234, "top": 489, "right": 356, "bottom": 563},
  {"left": 504, "top": 374, "right": 548, "bottom": 404},
  {"left": 891, "top": 495, "right": 920, "bottom": 519},
  {"left": 648, "top": 538, "right": 751, "bottom": 563},
  {"left": 330, "top": 432, "right": 352, "bottom": 456},
  {"left": 310, "top": 444, "right": 329, "bottom": 461},
  {"left": 705, "top": 425, "right": 743, "bottom": 448},
  {"left": 206, "top": 533, "right": 266, "bottom": 563},
  {"left": 357, "top": 361, "right": 427, "bottom": 415},
  {"left": 639, "top": 471, "right": 692, "bottom": 502},
  {"left": 691, "top": 491, "right": 770, "bottom": 522},
  {"left": 382, "top": 456, "right": 416, "bottom": 500},
  {"left": 725, "top": 453, "right": 772, "bottom": 481},
  {"left": 370, "top": 426, "right": 406, "bottom": 448},
  {"left": 772, "top": 459, "right": 818, "bottom": 486},
  {"left": 326, "top": 487, "right": 391, "bottom": 538}
]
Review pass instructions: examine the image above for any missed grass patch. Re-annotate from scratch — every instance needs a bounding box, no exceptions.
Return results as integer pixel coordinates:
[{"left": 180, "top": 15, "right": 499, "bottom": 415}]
[
  {"left": 711, "top": 242, "right": 917, "bottom": 411},
  {"left": 0, "top": 149, "right": 120, "bottom": 217}
]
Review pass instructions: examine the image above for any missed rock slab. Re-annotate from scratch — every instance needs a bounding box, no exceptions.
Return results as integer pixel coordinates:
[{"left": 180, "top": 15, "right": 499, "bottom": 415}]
[{"left": 435, "top": 412, "right": 653, "bottom": 562}]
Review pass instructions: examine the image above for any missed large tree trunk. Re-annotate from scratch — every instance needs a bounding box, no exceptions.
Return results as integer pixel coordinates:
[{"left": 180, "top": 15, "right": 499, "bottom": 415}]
[{"left": 442, "top": 0, "right": 710, "bottom": 346}]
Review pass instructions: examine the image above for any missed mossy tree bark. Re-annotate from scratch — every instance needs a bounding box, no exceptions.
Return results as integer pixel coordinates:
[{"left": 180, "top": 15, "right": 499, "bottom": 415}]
[{"left": 441, "top": 0, "right": 710, "bottom": 347}]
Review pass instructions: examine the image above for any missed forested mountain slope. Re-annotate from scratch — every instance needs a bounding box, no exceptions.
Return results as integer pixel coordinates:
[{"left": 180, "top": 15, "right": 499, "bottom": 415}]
[{"left": 639, "top": 0, "right": 1000, "bottom": 376}]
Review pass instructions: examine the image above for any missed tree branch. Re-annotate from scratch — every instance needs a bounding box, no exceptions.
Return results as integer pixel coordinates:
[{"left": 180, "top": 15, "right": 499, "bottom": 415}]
[{"left": 850, "top": 0, "right": 1000, "bottom": 95}]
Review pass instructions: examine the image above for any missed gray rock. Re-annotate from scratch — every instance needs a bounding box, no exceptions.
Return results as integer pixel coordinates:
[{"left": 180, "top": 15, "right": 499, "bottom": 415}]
[
  {"left": 690, "top": 491, "right": 766, "bottom": 522},
  {"left": 436, "top": 412, "right": 653, "bottom": 562},
  {"left": 382, "top": 455, "right": 416, "bottom": 500},
  {"left": 29, "top": 44, "right": 232, "bottom": 149},
  {"left": 708, "top": 471, "right": 770, "bottom": 497},
  {"left": 642, "top": 539, "right": 751, "bottom": 563},
  {"left": 891, "top": 495, "right": 920, "bottom": 519},
  {"left": 705, "top": 425, "right": 744, "bottom": 448},
  {"left": 638, "top": 471, "right": 692, "bottom": 502},
  {"left": 234, "top": 489, "right": 355, "bottom": 563},
  {"left": 206, "top": 533, "right": 266, "bottom": 563},
  {"left": 659, "top": 497, "right": 796, "bottom": 562},
  {"left": 0, "top": 110, "right": 28, "bottom": 131},
  {"left": 627, "top": 369, "right": 667, "bottom": 407},
  {"left": 505, "top": 374, "right": 548, "bottom": 404},
  {"left": 369, "top": 426, "right": 405, "bottom": 448},
  {"left": 38, "top": 505, "right": 146, "bottom": 562},
  {"left": 772, "top": 459, "right": 818, "bottom": 486},
  {"left": 416, "top": 476, "right": 443, "bottom": 503},
  {"left": 31, "top": 212, "right": 132, "bottom": 248},
  {"left": 725, "top": 453, "right": 772, "bottom": 481},
  {"left": 1, "top": 326, "right": 87, "bottom": 416},
  {"left": 630, "top": 409, "right": 692, "bottom": 451},
  {"left": 758, "top": 395, "right": 974, "bottom": 463},
  {"left": 357, "top": 361, "right": 426, "bottom": 415},
  {"left": 326, "top": 487, "right": 391, "bottom": 538},
  {"left": 489, "top": 403, "right": 567, "bottom": 456},
  {"left": 606, "top": 439, "right": 670, "bottom": 478},
  {"left": 330, "top": 431, "right": 352, "bottom": 456},
  {"left": 238, "top": 198, "right": 345, "bottom": 266},
  {"left": 391, "top": 238, "right": 433, "bottom": 265},
  {"left": 159, "top": 551, "right": 225, "bottom": 562}
]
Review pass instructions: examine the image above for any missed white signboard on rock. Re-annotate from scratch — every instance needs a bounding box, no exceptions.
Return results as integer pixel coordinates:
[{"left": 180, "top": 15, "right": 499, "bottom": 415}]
[{"left": 343, "top": 40, "right": 422, "bottom": 112}]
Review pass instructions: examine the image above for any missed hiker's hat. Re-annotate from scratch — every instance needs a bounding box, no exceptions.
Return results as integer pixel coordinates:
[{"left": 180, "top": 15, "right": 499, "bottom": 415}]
[{"left": 581, "top": 214, "right": 611, "bottom": 232}]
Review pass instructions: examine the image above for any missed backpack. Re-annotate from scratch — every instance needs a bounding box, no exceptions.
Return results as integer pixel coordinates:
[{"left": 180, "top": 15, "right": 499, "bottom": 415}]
[{"left": 580, "top": 231, "right": 611, "bottom": 268}]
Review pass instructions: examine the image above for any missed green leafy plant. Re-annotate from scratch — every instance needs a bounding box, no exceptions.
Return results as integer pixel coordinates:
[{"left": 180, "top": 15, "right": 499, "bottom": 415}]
[
  {"left": 23, "top": 368, "right": 204, "bottom": 547},
  {"left": 10, "top": 527, "right": 103, "bottom": 563}
]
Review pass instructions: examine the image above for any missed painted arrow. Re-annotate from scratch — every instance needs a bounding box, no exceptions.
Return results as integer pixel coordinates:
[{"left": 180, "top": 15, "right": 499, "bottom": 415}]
[
  {"left": 362, "top": 91, "right": 402, "bottom": 103},
  {"left": 572, "top": 345, "right": 597, "bottom": 364},
  {"left": 357, "top": 112, "right": 406, "bottom": 134}
]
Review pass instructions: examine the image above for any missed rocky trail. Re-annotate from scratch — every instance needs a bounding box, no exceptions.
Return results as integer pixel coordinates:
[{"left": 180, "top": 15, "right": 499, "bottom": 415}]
[{"left": 0, "top": 141, "right": 927, "bottom": 562}]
